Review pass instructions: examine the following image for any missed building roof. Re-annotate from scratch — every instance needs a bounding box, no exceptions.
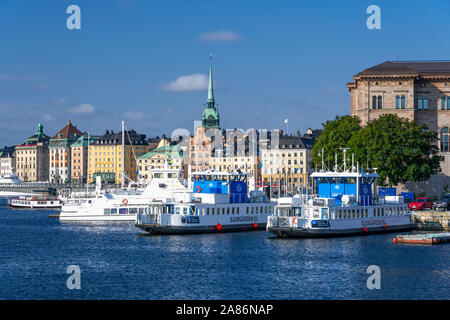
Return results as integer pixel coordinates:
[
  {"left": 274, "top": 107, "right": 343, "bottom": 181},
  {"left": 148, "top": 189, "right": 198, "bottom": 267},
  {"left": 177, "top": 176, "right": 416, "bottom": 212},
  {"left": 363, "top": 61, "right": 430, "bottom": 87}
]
[
  {"left": 137, "top": 145, "right": 183, "bottom": 160},
  {"left": 70, "top": 134, "right": 99, "bottom": 147},
  {"left": 51, "top": 119, "right": 83, "bottom": 141},
  {"left": 0, "top": 146, "right": 15, "bottom": 158},
  {"left": 356, "top": 61, "right": 450, "bottom": 78},
  {"left": 94, "top": 129, "right": 147, "bottom": 146},
  {"left": 17, "top": 123, "right": 50, "bottom": 147}
]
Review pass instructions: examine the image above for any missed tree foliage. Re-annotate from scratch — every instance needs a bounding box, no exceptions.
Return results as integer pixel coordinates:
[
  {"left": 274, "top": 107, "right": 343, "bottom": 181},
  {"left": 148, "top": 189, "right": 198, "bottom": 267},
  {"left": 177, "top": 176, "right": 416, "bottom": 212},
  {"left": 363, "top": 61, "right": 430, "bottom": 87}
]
[
  {"left": 348, "top": 114, "right": 442, "bottom": 186},
  {"left": 311, "top": 115, "right": 361, "bottom": 169}
]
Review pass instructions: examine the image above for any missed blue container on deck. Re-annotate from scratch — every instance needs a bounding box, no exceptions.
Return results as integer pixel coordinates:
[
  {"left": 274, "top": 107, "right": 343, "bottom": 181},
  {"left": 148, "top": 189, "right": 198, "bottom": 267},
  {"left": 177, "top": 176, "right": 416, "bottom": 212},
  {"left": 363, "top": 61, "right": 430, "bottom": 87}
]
[
  {"left": 400, "top": 192, "right": 414, "bottom": 201},
  {"left": 379, "top": 187, "right": 396, "bottom": 196}
]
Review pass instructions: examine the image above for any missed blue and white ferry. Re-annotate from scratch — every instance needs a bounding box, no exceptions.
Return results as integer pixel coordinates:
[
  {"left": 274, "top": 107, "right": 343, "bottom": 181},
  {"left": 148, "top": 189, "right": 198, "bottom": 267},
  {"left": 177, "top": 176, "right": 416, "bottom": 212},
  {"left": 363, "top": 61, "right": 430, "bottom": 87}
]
[
  {"left": 135, "top": 171, "right": 274, "bottom": 234},
  {"left": 267, "top": 157, "right": 412, "bottom": 238}
]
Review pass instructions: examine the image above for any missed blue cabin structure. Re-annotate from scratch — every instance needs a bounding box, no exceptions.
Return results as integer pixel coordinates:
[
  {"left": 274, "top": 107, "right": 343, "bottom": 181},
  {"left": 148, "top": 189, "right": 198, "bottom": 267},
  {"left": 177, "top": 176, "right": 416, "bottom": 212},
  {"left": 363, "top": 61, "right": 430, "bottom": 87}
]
[
  {"left": 312, "top": 171, "right": 378, "bottom": 206},
  {"left": 191, "top": 172, "right": 248, "bottom": 204}
]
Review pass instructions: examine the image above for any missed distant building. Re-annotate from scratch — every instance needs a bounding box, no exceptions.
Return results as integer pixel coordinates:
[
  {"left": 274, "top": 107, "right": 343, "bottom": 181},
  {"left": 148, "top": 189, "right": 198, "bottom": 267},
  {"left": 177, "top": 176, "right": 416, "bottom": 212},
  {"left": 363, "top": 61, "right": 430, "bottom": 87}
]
[
  {"left": 15, "top": 123, "right": 50, "bottom": 182},
  {"left": 49, "top": 119, "right": 83, "bottom": 183},
  {"left": 0, "top": 146, "right": 16, "bottom": 176},
  {"left": 137, "top": 138, "right": 184, "bottom": 182},
  {"left": 88, "top": 129, "right": 148, "bottom": 184},
  {"left": 260, "top": 134, "right": 314, "bottom": 191},
  {"left": 70, "top": 134, "right": 98, "bottom": 184},
  {"left": 348, "top": 60, "right": 450, "bottom": 195}
]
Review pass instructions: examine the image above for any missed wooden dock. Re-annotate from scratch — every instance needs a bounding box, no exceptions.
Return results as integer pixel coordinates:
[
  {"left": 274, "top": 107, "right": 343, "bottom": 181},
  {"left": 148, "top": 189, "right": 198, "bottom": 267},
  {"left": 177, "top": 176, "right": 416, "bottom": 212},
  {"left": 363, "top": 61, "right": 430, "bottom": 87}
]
[{"left": 394, "top": 232, "right": 450, "bottom": 245}]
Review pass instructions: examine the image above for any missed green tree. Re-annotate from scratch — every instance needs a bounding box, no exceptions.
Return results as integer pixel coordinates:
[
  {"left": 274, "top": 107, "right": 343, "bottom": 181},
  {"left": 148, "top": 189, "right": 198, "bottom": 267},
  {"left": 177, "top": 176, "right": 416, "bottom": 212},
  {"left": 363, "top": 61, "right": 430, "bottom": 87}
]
[
  {"left": 311, "top": 115, "right": 361, "bottom": 169},
  {"left": 348, "top": 114, "right": 442, "bottom": 186}
]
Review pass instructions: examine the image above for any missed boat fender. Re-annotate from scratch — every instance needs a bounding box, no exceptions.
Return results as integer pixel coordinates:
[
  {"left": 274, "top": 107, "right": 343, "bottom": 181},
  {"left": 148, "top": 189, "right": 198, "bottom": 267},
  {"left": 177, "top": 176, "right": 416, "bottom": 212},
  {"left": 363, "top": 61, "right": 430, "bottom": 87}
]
[
  {"left": 293, "top": 217, "right": 299, "bottom": 225},
  {"left": 195, "top": 186, "right": 202, "bottom": 193},
  {"left": 122, "top": 199, "right": 128, "bottom": 205},
  {"left": 252, "top": 223, "right": 258, "bottom": 229},
  {"left": 216, "top": 223, "right": 222, "bottom": 231},
  {"left": 363, "top": 227, "right": 369, "bottom": 233}
]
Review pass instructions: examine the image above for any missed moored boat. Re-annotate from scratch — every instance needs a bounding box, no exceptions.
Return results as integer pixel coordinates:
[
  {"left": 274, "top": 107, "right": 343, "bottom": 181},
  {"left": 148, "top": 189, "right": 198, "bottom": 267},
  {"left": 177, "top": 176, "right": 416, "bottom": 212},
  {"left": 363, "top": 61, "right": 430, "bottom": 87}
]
[
  {"left": 266, "top": 150, "right": 413, "bottom": 238},
  {"left": 135, "top": 171, "right": 275, "bottom": 234},
  {"left": 9, "top": 195, "right": 62, "bottom": 209}
]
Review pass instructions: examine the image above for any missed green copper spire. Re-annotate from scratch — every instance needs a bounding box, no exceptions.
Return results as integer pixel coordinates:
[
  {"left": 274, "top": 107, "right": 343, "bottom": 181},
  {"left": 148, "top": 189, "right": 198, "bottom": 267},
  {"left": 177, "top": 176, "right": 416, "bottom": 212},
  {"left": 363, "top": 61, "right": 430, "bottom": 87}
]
[
  {"left": 207, "top": 54, "right": 214, "bottom": 103},
  {"left": 202, "top": 54, "right": 220, "bottom": 129}
]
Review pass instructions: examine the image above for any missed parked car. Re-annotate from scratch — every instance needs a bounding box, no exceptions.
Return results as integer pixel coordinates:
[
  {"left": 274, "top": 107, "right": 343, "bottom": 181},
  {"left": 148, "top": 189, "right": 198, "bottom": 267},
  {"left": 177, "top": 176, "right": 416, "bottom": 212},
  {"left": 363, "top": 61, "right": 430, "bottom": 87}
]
[
  {"left": 408, "top": 197, "right": 433, "bottom": 211},
  {"left": 432, "top": 194, "right": 450, "bottom": 211}
]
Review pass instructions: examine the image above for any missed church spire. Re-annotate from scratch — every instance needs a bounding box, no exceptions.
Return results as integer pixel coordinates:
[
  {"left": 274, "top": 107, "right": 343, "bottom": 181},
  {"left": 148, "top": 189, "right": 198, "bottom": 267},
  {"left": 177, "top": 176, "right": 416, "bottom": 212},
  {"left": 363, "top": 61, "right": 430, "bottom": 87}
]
[
  {"left": 202, "top": 54, "right": 220, "bottom": 129},
  {"left": 207, "top": 53, "right": 215, "bottom": 106}
]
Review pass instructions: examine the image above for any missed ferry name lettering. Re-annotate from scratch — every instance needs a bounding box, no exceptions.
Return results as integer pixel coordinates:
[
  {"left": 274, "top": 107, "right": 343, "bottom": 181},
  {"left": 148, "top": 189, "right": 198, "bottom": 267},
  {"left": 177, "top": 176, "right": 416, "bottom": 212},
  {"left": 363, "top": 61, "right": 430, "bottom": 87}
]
[
  {"left": 230, "top": 216, "right": 257, "bottom": 223},
  {"left": 361, "top": 219, "right": 386, "bottom": 226}
]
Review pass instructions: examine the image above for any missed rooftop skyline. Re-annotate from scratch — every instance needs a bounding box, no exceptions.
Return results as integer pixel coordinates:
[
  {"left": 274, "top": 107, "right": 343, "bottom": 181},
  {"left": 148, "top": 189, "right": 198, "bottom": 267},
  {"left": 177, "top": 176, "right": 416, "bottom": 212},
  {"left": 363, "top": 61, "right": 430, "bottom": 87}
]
[{"left": 2, "top": 0, "right": 450, "bottom": 145}]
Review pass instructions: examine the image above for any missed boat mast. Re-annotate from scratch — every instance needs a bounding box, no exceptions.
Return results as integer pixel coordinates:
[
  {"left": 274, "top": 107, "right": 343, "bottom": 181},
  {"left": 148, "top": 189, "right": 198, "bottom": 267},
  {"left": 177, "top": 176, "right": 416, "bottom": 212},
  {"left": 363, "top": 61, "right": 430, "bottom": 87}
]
[
  {"left": 86, "top": 132, "right": 90, "bottom": 193},
  {"left": 122, "top": 120, "right": 125, "bottom": 188}
]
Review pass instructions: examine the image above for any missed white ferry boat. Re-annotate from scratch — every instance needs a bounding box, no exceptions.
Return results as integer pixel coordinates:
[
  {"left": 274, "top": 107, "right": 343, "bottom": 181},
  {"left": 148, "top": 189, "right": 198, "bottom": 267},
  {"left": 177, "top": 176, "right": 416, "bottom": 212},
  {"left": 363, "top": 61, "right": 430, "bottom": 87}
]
[
  {"left": 135, "top": 171, "right": 274, "bottom": 234},
  {"left": 0, "top": 174, "right": 22, "bottom": 184},
  {"left": 266, "top": 153, "right": 412, "bottom": 238},
  {"left": 59, "top": 167, "right": 189, "bottom": 221},
  {"left": 9, "top": 196, "right": 62, "bottom": 209}
]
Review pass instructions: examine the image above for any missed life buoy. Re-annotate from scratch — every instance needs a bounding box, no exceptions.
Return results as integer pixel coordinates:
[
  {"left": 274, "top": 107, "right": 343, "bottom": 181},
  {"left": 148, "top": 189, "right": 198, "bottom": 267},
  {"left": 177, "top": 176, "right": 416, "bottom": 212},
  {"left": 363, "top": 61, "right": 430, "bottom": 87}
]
[
  {"left": 195, "top": 186, "right": 202, "bottom": 193},
  {"left": 122, "top": 199, "right": 128, "bottom": 205},
  {"left": 293, "top": 217, "right": 299, "bottom": 225}
]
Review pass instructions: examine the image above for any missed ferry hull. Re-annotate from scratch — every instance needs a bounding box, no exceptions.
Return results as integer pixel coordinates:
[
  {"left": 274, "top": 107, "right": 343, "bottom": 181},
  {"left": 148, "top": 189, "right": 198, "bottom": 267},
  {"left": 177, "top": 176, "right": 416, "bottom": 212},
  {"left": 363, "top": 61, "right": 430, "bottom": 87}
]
[
  {"left": 9, "top": 204, "right": 61, "bottom": 209},
  {"left": 135, "top": 223, "right": 266, "bottom": 235},
  {"left": 268, "top": 224, "right": 413, "bottom": 238}
]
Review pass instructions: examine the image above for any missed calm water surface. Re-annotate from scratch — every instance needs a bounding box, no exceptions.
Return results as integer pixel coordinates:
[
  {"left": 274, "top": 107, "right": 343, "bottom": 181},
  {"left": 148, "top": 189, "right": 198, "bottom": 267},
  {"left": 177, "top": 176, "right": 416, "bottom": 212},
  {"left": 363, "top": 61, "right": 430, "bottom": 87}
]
[{"left": 0, "top": 206, "right": 449, "bottom": 299}]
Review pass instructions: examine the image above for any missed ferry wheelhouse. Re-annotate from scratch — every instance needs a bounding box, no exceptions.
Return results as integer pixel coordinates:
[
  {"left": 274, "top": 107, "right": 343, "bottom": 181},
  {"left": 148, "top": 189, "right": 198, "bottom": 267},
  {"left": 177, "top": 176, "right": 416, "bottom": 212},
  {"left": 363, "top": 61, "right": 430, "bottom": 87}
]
[
  {"left": 267, "top": 157, "right": 412, "bottom": 238},
  {"left": 135, "top": 171, "right": 274, "bottom": 234}
]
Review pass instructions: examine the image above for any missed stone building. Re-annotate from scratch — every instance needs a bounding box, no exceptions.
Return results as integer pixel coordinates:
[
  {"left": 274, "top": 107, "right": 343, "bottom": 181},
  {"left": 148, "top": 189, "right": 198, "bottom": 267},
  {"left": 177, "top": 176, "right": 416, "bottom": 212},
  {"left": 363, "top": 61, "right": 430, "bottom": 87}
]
[
  {"left": 15, "top": 123, "right": 50, "bottom": 182},
  {"left": 70, "top": 134, "right": 98, "bottom": 184},
  {"left": 88, "top": 129, "right": 148, "bottom": 184},
  {"left": 0, "top": 146, "right": 16, "bottom": 176},
  {"left": 347, "top": 60, "right": 450, "bottom": 195},
  {"left": 137, "top": 138, "right": 184, "bottom": 182},
  {"left": 49, "top": 119, "right": 83, "bottom": 183}
]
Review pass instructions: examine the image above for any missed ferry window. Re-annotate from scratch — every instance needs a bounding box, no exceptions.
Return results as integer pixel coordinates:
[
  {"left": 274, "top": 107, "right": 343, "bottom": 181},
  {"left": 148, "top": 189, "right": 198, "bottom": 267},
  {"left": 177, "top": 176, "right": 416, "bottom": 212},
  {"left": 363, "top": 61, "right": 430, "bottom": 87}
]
[
  {"left": 231, "top": 207, "right": 234, "bottom": 214},
  {"left": 251, "top": 206, "right": 254, "bottom": 214},
  {"left": 381, "top": 208, "right": 384, "bottom": 216},
  {"left": 343, "top": 210, "right": 347, "bottom": 219},
  {"left": 246, "top": 207, "right": 249, "bottom": 214},
  {"left": 196, "top": 208, "right": 200, "bottom": 215},
  {"left": 227, "top": 208, "right": 230, "bottom": 214},
  {"left": 211, "top": 208, "right": 214, "bottom": 215},
  {"left": 206, "top": 208, "right": 209, "bottom": 215},
  {"left": 365, "top": 209, "right": 368, "bottom": 217},
  {"left": 339, "top": 210, "right": 342, "bottom": 219},
  {"left": 222, "top": 208, "right": 225, "bottom": 215},
  {"left": 175, "top": 207, "right": 180, "bottom": 214},
  {"left": 104, "top": 208, "right": 110, "bottom": 215},
  {"left": 119, "top": 208, "right": 127, "bottom": 214},
  {"left": 129, "top": 208, "right": 137, "bottom": 214},
  {"left": 255, "top": 207, "right": 258, "bottom": 214},
  {"left": 110, "top": 208, "right": 117, "bottom": 214},
  {"left": 236, "top": 207, "right": 239, "bottom": 214},
  {"left": 352, "top": 210, "right": 355, "bottom": 218},
  {"left": 138, "top": 208, "right": 145, "bottom": 214}
]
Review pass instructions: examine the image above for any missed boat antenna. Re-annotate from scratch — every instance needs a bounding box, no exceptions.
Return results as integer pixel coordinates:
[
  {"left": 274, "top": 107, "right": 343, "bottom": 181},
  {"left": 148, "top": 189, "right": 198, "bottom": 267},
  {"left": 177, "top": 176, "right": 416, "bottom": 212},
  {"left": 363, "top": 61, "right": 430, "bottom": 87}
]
[
  {"left": 351, "top": 153, "right": 354, "bottom": 172},
  {"left": 321, "top": 148, "right": 324, "bottom": 171},
  {"left": 334, "top": 152, "right": 337, "bottom": 172},
  {"left": 122, "top": 120, "right": 125, "bottom": 188},
  {"left": 341, "top": 147, "right": 349, "bottom": 172}
]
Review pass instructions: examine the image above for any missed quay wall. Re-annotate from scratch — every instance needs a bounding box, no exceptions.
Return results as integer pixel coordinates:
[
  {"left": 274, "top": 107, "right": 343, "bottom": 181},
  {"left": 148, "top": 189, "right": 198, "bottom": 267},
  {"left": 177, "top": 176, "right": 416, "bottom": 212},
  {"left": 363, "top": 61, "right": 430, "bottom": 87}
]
[{"left": 412, "top": 211, "right": 450, "bottom": 231}]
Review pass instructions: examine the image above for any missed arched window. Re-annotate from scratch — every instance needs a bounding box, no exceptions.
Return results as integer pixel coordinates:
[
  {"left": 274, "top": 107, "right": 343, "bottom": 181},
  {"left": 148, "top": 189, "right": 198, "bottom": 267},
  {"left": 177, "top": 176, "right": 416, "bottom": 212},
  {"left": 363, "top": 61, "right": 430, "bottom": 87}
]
[
  {"left": 377, "top": 95, "right": 382, "bottom": 109},
  {"left": 401, "top": 95, "right": 405, "bottom": 109},
  {"left": 396, "top": 95, "right": 400, "bottom": 109},
  {"left": 440, "top": 127, "right": 449, "bottom": 152},
  {"left": 442, "top": 97, "right": 446, "bottom": 110},
  {"left": 372, "top": 96, "right": 377, "bottom": 109}
]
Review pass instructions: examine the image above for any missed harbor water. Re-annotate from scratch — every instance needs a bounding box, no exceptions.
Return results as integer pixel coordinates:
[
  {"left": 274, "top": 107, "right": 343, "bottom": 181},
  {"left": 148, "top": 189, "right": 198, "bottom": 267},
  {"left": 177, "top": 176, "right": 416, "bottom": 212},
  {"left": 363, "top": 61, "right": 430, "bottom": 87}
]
[{"left": 0, "top": 205, "right": 449, "bottom": 300}]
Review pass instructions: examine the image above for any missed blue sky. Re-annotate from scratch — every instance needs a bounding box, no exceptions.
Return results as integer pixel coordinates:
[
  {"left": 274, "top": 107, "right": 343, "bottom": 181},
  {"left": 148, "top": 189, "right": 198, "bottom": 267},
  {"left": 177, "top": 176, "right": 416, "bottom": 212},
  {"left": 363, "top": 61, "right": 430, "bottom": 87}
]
[{"left": 1, "top": 0, "right": 450, "bottom": 145}]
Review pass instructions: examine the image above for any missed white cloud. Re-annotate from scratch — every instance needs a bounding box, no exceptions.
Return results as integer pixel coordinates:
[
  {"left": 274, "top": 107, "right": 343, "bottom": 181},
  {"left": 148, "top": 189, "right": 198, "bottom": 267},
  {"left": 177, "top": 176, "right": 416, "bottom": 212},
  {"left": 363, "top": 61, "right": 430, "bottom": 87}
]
[
  {"left": 42, "top": 114, "right": 55, "bottom": 121},
  {"left": 70, "top": 104, "right": 95, "bottom": 114},
  {"left": 198, "top": 30, "right": 242, "bottom": 42},
  {"left": 161, "top": 74, "right": 208, "bottom": 92},
  {"left": 53, "top": 97, "right": 67, "bottom": 105},
  {"left": 124, "top": 111, "right": 145, "bottom": 120}
]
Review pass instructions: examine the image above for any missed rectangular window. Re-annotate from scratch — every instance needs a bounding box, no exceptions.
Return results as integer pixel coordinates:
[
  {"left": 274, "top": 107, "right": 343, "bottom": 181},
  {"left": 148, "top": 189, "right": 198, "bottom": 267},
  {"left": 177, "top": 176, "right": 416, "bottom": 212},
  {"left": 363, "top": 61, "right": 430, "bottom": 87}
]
[
  {"left": 372, "top": 96, "right": 377, "bottom": 109},
  {"left": 418, "top": 97, "right": 423, "bottom": 109},
  {"left": 401, "top": 95, "right": 405, "bottom": 109},
  {"left": 442, "top": 97, "right": 446, "bottom": 110},
  {"left": 423, "top": 97, "right": 429, "bottom": 109},
  {"left": 447, "top": 97, "right": 450, "bottom": 110},
  {"left": 396, "top": 96, "right": 400, "bottom": 109}
]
